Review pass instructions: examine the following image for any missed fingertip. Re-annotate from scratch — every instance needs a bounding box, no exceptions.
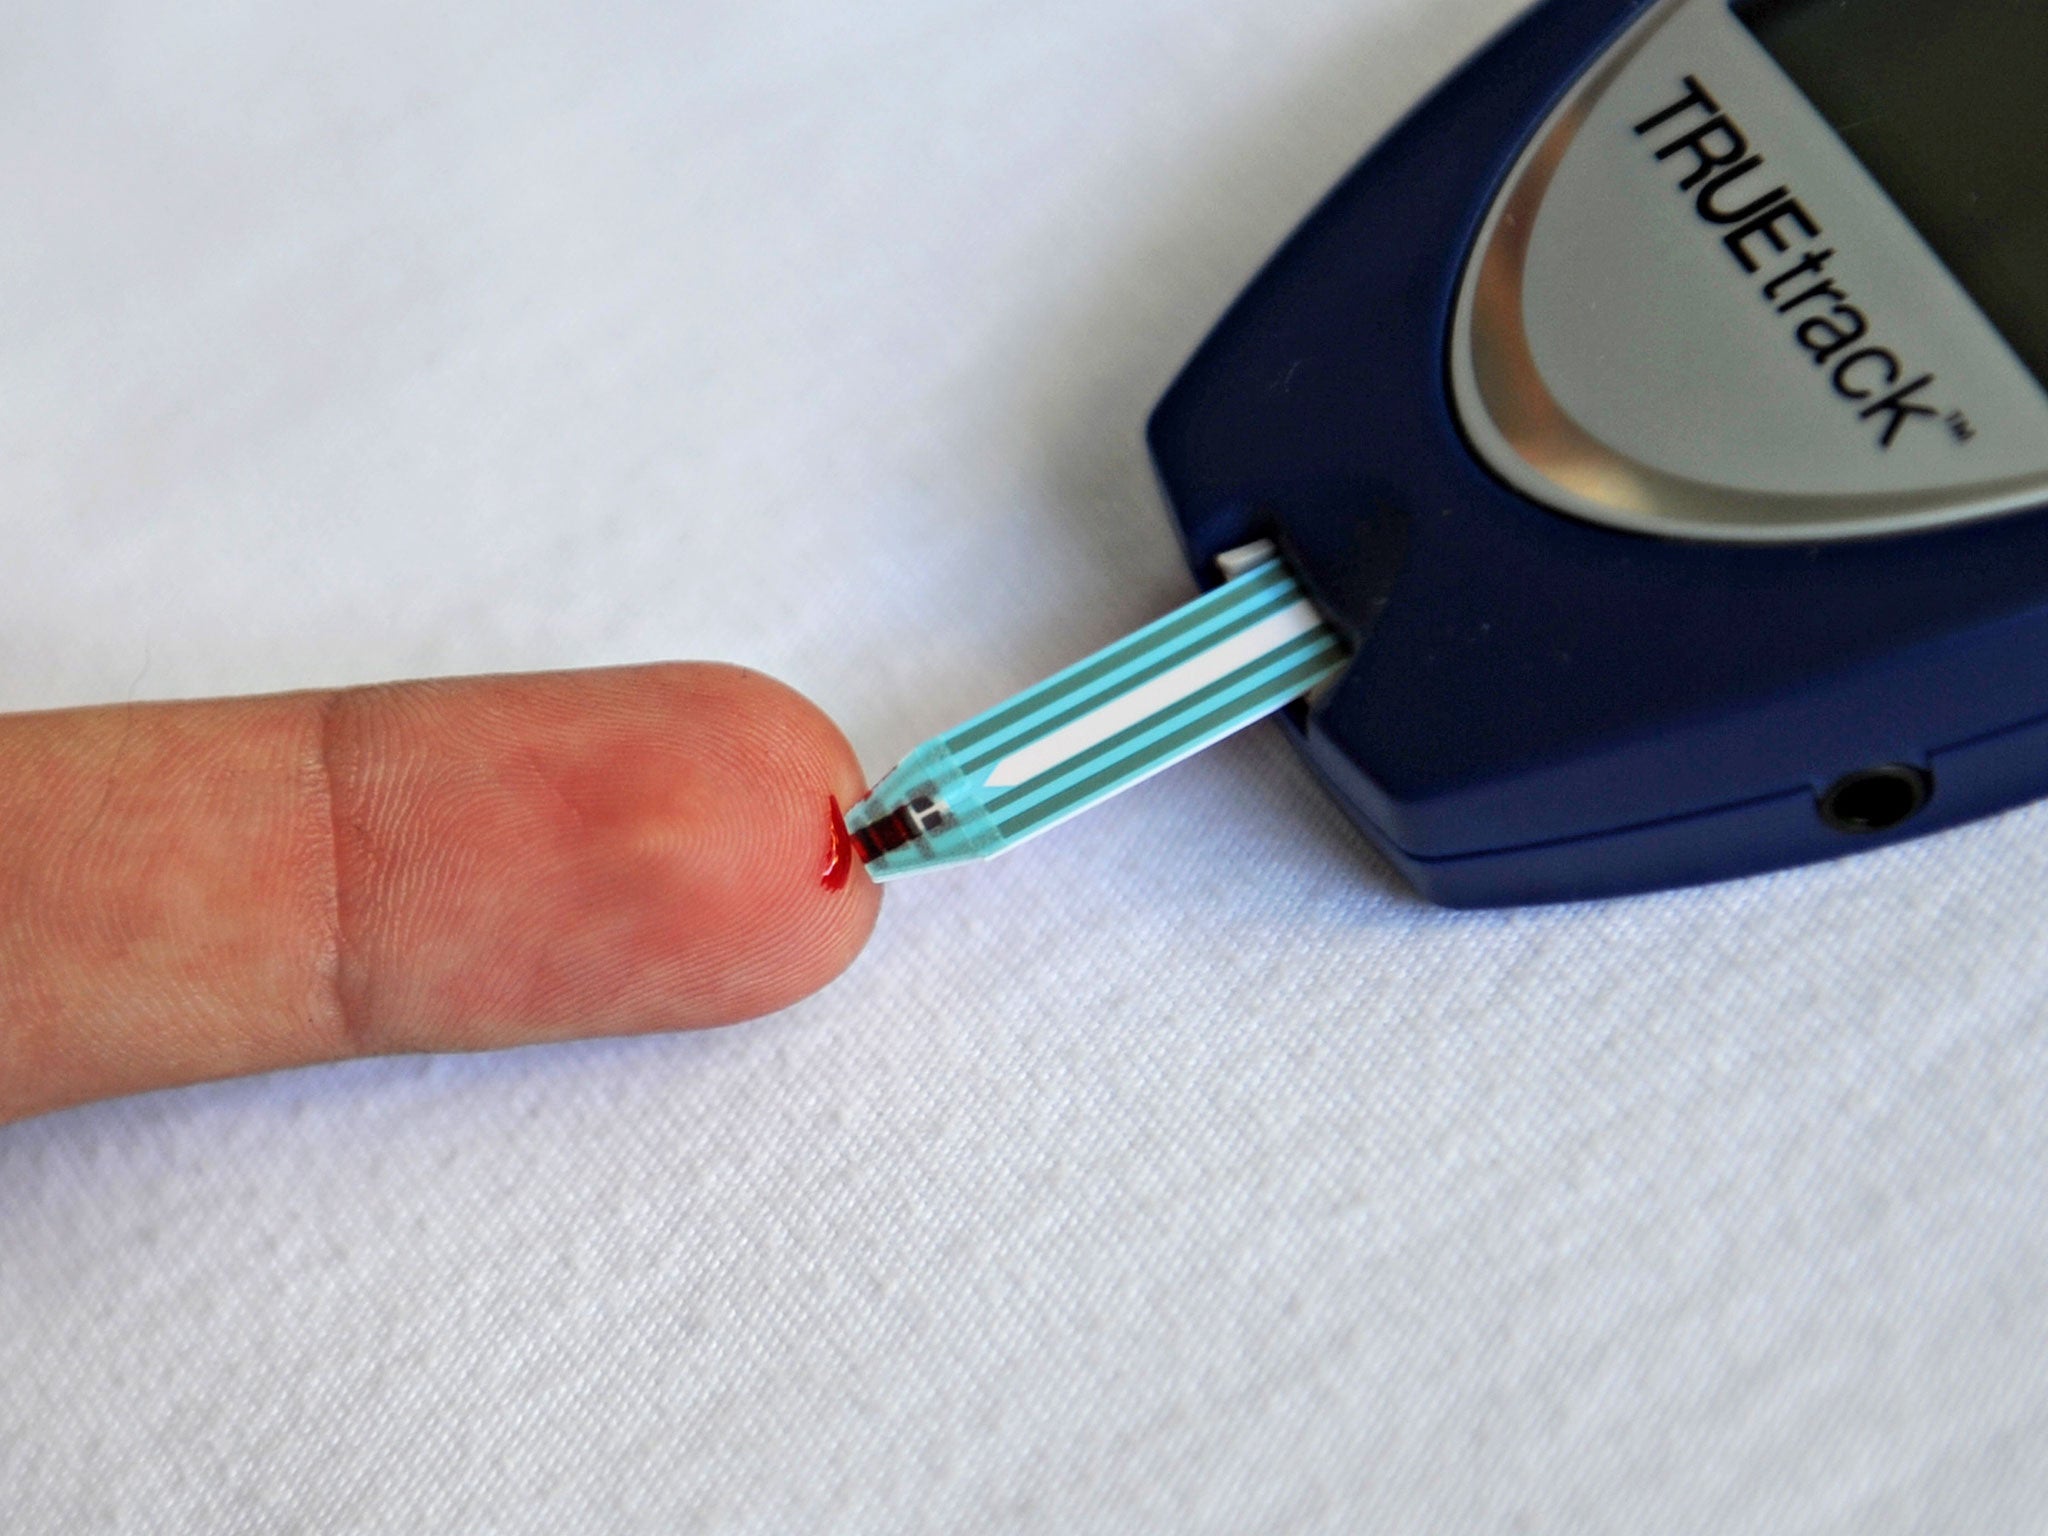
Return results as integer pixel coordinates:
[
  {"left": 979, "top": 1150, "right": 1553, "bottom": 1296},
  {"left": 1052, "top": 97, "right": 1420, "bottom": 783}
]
[
  {"left": 330, "top": 663, "right": 883, "bottom": 1051},
  {"left": 689, "top": 664, "right": 885, "bottom": 1013}
]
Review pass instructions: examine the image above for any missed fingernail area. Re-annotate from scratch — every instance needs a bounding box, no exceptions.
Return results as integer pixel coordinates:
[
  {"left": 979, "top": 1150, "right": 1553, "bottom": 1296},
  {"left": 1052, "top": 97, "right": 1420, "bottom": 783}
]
[{"left": 823, "top": 797, "right": 857, "bottom": 891}]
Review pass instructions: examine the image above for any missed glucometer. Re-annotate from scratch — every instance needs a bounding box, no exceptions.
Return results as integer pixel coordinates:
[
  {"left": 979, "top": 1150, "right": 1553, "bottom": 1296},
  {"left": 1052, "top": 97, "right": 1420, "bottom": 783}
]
[
  {"left": 848, "top": 0, "right": 2048, "bottom": 905},
  {"left": 1147, "top": 0, "right": 2048, "bottom": 905}
]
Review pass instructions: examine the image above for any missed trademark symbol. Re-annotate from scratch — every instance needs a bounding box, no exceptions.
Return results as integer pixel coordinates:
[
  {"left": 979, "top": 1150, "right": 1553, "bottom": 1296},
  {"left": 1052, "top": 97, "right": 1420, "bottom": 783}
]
[{"left": 1947, "top": 411, "right": 1977, "bottom": 443}]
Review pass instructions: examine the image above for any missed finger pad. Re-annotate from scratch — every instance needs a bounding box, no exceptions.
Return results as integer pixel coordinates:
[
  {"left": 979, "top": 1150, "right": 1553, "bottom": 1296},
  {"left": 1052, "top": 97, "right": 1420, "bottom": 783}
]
[{"left": 331, "top": 665, "right": 880, "bottom": 1050}]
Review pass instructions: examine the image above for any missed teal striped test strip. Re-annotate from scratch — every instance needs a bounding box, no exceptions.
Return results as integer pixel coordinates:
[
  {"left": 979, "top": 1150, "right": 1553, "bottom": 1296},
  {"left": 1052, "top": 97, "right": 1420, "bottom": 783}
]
[{"left": 845, "top": 550, "right": 1349, "bottom": 880}]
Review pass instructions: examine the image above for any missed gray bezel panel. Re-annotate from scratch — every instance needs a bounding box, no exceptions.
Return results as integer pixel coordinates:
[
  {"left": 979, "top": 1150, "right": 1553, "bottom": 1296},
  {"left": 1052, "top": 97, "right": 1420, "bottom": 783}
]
[{"left": 1450, "top": 0, "right": 2048, "bottom": 542}]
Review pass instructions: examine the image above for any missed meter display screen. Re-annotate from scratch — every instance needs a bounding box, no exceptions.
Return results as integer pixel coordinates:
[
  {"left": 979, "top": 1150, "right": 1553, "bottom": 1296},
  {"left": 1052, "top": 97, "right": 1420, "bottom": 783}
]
[{"left": 1736, "top": 0, "right": 2048, "bottom": 390}]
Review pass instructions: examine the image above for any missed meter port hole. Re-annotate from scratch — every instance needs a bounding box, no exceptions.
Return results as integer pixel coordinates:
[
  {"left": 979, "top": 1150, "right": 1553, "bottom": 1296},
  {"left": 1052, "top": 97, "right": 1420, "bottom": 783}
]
[{"left": 1818, "top": 765, "right": 1933, "bottom": 836}]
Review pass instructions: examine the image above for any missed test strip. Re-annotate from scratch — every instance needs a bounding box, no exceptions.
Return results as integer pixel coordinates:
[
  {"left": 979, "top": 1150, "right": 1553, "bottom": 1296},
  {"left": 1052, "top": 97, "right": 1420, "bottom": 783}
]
[{"left": 845, "top": 556, "right": 1347, "bottom": 880}]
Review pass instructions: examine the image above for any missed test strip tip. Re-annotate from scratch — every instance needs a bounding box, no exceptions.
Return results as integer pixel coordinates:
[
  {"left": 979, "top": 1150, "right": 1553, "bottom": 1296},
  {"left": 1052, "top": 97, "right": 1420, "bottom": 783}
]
[{"left": 850, "top": 803, "right": 916, "bottom": 863}]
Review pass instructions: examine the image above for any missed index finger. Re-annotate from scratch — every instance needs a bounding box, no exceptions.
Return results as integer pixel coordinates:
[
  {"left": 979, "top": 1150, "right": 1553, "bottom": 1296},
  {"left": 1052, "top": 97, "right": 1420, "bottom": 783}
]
[{"left": 0, "top": 663, "right": 882, "bottom": 1123}]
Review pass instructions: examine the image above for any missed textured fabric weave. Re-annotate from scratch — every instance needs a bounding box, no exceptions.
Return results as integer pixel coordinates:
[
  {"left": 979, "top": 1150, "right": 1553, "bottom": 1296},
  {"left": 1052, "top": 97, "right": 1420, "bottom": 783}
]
[{"left": 6, "top": 2, "right": 2048, "bottom": 1530}]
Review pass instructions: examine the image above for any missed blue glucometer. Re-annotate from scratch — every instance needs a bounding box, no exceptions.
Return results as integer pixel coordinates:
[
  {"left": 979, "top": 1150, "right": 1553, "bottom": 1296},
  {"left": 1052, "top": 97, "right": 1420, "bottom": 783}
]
[{"left": 1150, "top": 0, "right": 2048, "bottom": 906}]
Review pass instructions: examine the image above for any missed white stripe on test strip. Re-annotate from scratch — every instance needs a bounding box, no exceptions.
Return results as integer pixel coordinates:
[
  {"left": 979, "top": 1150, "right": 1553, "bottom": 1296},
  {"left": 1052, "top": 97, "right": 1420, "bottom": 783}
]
[{"left": 979, "top": 598, "right": 1327, "bottom": 790}]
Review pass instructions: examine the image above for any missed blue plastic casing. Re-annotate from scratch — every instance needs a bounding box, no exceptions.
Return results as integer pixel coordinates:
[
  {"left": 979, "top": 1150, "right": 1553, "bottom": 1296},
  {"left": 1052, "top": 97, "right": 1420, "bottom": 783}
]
[{"left": 1147, "top": 0, "right": 2048, "bottom": 907}]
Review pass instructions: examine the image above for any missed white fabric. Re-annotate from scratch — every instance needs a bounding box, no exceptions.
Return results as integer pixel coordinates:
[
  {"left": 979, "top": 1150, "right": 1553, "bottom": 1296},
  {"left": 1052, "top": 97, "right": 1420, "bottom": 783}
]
[{"left": 6, "top": 2, "right": 2048, "bottom": 1529}]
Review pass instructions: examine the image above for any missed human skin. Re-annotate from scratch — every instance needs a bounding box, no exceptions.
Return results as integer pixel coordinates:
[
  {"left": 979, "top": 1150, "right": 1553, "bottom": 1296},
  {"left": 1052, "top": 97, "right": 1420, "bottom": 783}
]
[{"left": 0, "top": 663, "right": 882, "bottom": 1123}]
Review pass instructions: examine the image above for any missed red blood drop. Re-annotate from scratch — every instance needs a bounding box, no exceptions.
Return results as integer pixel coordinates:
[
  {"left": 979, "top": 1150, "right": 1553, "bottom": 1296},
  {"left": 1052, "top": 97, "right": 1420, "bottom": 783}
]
[{"left": 823, "top": 797, "right": 857, "bottom": 891}]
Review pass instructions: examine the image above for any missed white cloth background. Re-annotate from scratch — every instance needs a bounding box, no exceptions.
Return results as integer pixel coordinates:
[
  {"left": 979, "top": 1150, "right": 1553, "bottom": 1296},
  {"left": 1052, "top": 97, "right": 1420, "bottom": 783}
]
[{"left": 5, "top": 1, "right": 2048, "bottom": 1530}]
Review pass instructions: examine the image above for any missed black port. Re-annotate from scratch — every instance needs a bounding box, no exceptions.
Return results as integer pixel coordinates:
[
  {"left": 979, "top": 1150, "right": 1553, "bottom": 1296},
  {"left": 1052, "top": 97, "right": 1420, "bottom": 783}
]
[{"left": 1818, "top": 765, "right": 1932, "bottom": 834}]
